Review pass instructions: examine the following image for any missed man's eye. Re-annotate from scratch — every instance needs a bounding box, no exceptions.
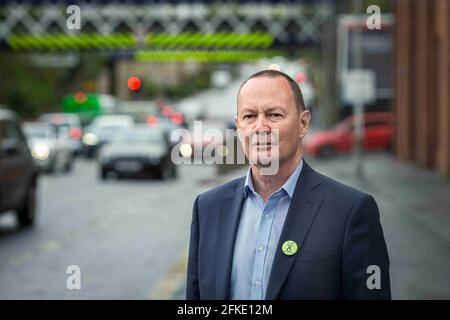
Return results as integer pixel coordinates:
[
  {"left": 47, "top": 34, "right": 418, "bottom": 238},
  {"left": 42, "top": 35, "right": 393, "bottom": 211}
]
[
  {"left": 243, "top": 114, "right": 256, "bottom": 120},
  {"left": 268, "top": 113, "right": 282, "bottom": 119}
]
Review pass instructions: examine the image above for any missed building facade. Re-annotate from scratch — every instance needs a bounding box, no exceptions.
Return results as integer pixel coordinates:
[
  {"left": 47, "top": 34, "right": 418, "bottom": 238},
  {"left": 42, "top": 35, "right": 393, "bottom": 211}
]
[{"left": 394, "top": 0, "right": 449, "bottom": 176}]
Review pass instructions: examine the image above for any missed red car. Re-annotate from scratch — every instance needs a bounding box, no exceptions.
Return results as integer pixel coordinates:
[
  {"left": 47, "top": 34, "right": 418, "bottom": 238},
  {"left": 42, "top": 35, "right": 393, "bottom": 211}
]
[{"left": 303, "top": 112, "right": 394, "bottom": 157}]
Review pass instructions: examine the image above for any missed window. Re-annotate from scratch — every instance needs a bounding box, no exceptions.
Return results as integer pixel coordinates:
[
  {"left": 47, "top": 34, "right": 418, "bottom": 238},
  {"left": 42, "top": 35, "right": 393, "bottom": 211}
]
[{"left": 2, "top": 120, "right": 26, "bottom": 144}]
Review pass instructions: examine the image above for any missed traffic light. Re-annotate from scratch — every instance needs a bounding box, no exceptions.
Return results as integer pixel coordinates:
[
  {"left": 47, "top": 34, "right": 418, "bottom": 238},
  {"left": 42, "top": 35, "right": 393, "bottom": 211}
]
[
  {"left": 74, "top": 91, "right": 87, "bottom": 104},
  {"left": 127, "top": 76, "right": 141, "bottom": 91}
]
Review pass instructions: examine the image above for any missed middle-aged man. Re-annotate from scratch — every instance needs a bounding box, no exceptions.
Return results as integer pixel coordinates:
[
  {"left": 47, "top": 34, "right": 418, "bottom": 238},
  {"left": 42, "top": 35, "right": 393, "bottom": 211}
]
[{"left": 186, "top": 70, "right": 391, "bottom": 300}]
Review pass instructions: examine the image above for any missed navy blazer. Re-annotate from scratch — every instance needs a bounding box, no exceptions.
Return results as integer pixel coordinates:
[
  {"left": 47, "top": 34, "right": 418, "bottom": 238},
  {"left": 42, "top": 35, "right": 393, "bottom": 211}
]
[{"left": 186, "top": 160, "right": 391, "bottom": 300}]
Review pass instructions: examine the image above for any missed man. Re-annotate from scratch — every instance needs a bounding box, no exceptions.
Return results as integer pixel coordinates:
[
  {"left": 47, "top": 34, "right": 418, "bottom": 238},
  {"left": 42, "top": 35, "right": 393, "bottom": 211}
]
[{"left": 186, "top": 70, "right": 391, "bottom": 300}]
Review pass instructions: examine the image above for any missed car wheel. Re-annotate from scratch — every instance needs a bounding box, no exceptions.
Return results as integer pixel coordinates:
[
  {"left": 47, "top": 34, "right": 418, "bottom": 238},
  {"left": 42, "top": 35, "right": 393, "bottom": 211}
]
[
  {"left": 386, "top": 139, "right": 394, "bottom": 151},
  {"left": 319, "top": 145, "right": 336, "bottom": 158},
  {"left": 16, "top": 184, "right": 36, "bottom": 227},
  {"left": 100, "top": 167, "right": 108, "bottom": 180},
  {"left": 46, "top": 161, "right": 55, "bottom": 174},
  {"left": 157, "top": 165, "right": 170, "bottom": 180},
  {"left": 171, "top": 166, "right": 177, "bottom": 179},
  {"left": 64, "top": 160, "right": 73, "bottom": 173}
]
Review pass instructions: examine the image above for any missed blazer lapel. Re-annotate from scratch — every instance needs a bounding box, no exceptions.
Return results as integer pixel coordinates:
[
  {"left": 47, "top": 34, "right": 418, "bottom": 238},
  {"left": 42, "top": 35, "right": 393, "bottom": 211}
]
[
  {"left": 215, "top": 178, "right": 246, "bottom": 300},
  {"left": 265, "top": 161, "right": 324, "bottom": 300}
]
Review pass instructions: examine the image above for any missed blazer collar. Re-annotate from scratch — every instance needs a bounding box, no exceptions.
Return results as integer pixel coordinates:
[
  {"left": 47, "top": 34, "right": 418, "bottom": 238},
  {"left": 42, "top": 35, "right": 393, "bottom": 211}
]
[
  {"left": 215, "top": 177, "right": 246, "bottom": 300},
  {"left": 214, "top": 160, "right": 323, "bottom": 300},
  {"left": 265, "top": 160, "right": 324, "bottom": 299},
  {"left": 244, "top": 159, "right": 304, "bottom": 199}
]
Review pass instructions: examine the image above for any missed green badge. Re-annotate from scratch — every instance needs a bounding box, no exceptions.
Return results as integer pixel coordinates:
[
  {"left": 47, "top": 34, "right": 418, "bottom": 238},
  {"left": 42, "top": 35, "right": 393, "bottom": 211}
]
[{"left": 282, "top": 240, "right": 298, "bottom": 256}]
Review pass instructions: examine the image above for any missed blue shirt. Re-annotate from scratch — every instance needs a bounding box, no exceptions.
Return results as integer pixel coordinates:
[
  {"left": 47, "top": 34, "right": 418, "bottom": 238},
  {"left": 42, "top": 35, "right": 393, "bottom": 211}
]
[{"left": 230, "top": 159, "right": 303, "bottom": 300}]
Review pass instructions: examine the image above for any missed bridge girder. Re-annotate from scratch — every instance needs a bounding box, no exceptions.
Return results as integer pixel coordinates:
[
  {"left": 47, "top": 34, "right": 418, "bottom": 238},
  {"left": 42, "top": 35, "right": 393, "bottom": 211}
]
[{"left": 0, "top": 1, "right": 335, "bottom": 49}]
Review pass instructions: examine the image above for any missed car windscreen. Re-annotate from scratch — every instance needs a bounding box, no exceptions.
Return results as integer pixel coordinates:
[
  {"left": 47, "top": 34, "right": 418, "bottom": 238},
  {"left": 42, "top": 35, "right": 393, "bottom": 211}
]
[
  {"left": 94, "top": 125, "right": 127, "bottom": 139},
  {"left": 113, "top": 129, "right": 165, "bottom": 145},
  {"left": 23, "top": 125, "right": 54, "bottom": 139}
]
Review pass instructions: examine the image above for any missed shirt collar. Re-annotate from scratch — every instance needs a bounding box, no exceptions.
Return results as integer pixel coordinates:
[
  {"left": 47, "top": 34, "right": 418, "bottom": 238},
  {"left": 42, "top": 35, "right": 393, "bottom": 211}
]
[{"left": 244, "top": 158, "right": 303, "bottom": 199}]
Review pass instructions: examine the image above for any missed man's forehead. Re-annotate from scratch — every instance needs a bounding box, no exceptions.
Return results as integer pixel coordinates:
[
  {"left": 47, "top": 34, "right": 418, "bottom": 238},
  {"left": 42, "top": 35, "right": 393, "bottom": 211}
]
[
  {"left": 239, "top": 76, "right": 291, "bottom": 95},
  {"left": 237, "top": 76, "right": 293, "bottom": 110}
]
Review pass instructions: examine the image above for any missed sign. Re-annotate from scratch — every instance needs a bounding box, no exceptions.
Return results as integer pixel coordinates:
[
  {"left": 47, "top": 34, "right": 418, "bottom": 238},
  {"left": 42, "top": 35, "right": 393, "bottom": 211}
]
[{"left": 343, "top": 69, "right": 376, "bottom": 105}]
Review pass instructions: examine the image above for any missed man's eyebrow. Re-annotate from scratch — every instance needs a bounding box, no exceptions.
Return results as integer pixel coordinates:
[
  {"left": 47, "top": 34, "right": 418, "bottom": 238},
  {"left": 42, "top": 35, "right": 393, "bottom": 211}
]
[
  {"left": 264, "top": 106, "right": 284, "bottom": 112},
  {"left": 239, "top": 106, "right": 284, "bottom": 112},
  {"left": 238, "top": 106, "right": 257, "bottom": 114}
]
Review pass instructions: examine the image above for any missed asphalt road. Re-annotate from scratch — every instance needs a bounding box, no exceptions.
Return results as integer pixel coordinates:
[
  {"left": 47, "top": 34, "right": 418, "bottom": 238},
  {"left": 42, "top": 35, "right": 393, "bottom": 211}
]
[{"left": 0, "top": 158, "right": 219, "bottom": 299}]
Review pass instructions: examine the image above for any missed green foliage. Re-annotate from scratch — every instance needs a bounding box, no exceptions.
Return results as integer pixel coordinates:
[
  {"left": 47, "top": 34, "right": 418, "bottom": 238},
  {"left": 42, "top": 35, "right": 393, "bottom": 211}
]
[
  {"left": 0, "top": 53, "right": 59, "bottom": 119},
  {"left": 0, "top": 52, "right": 106, "bottom": 119},
  {"left": 144, "top": 69, "right": 212, "bottom": 100}
]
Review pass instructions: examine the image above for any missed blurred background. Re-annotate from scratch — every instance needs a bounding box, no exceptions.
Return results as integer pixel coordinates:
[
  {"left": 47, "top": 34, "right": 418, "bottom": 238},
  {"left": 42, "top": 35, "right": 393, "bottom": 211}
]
[{"left": 0, "top": 0, "right": 448, "bottom": 299}]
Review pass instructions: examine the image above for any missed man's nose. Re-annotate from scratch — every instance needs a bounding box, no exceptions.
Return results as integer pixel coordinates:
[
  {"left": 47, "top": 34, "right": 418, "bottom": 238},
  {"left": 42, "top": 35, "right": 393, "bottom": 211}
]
[{"left": 253, "top": 114, "right": 271, "bottom": 134}]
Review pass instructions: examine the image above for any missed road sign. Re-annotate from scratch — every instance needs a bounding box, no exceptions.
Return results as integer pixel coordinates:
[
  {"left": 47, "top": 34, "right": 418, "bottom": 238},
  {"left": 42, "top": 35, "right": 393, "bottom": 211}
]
[{"left": 343, "top": 69, "right": 376, "bottom": 105}]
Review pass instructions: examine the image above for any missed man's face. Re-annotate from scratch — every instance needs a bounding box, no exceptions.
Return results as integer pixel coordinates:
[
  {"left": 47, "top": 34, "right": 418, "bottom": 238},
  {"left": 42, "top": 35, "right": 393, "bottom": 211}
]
[{"left": 236, "top": 76, "right": 309, "bottom": 171}]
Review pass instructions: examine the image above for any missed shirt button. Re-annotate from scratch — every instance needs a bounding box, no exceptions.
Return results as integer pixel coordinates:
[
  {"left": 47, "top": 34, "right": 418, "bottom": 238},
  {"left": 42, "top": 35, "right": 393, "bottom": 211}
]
[
  {"left": 257, "top": 245, "right": 264, "bottom": 252},
  {"left": 254, "top": 279, "right": 261, "bottom": 287}
]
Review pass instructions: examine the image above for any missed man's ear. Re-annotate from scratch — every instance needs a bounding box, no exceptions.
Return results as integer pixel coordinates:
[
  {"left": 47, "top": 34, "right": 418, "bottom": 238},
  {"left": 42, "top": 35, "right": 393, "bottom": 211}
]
[{"left": 299, "top": 109, "right": 311, "bottom": 138}]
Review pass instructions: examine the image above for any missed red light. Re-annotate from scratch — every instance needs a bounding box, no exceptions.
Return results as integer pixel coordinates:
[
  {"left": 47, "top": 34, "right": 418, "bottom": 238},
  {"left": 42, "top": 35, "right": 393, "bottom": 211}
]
[
  {"left": 70, "top": 127, "right": 82, "bottom": 140},
  {"left": 295, "top": 72, "right": 308, "bottom": 84},
  {"left": 74, "top": 91, "right": 87, "bottom": 104},
  {"left": 162, "top": 105, "right": 174, "bottom": 117},
  {"left": 127, "top": 76, "right": 141, "bottom": 91},
  {"left": 171, "top": 112, "right": 184, "bottom": 125},
  {"left": 147, "top": 115, "right": 159, "bottom": 127}
]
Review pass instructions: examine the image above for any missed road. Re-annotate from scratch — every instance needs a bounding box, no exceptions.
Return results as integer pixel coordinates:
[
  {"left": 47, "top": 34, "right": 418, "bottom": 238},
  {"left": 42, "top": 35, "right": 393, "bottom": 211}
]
[
  {"left": 0, "top": 158, "right": 219, "bottom": 299},
  {"left": 2, "top": 153, "right": 449, "bottom": 300}
]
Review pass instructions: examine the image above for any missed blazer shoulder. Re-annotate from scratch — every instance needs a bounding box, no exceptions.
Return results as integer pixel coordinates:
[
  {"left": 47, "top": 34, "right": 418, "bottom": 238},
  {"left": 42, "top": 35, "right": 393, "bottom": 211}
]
[{"left": 310, "top": 167, "right": 371, "bottom": 202}]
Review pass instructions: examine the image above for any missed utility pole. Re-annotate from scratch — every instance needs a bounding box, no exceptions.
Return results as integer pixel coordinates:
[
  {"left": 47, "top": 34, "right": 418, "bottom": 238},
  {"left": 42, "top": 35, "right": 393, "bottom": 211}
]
[{"left": 352, "top": 0, "right": 364, "bottom": 178}]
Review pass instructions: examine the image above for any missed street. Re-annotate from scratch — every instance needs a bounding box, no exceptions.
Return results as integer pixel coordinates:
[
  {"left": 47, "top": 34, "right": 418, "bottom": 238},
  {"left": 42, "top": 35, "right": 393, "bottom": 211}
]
[
  {"left": 0, "top": 159, "right": 219, "bottom": 299},
  {"left": 1, "top": 153, "right": 449, "bottom": 299}
]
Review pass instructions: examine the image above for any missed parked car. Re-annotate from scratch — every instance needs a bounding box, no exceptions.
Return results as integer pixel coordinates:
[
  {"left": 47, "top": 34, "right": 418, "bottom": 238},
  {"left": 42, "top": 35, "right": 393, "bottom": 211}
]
[
  {"left": 38, "top": 113, "right": 83, "bottom": 155},
  {"left": 303, "top": 112, "right": 394, "bottom": 158},
  {"left": 0, "top": 108, "right": 39, "bottom": 227},
  {"left": 98, "top": 125, "right": 176, "bottom": 180},
  {"left": 22, "top": 122, "right": 73, "bottom": 173},
  {"left": 81, "top": 114, "right": 134, "bottom": 158}
]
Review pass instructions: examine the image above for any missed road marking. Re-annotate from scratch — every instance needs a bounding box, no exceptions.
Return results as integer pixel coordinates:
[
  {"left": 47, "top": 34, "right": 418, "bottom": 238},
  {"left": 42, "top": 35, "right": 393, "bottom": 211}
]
[
  {"left": 148, "top": 251, "right": 187, "bottom": 300},
  {"left": 41, "top": 240, "right": 62, "bottom": 252}
]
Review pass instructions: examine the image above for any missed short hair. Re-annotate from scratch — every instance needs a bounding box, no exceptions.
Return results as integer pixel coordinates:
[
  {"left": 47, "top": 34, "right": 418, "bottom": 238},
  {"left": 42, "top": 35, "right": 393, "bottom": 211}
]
[{"left": 237, "top": 69, "right": 306, "bottom": 113}]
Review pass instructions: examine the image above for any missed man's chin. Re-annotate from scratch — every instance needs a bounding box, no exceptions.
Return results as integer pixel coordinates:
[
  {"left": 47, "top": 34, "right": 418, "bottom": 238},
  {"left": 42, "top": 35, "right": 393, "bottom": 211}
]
[{"left": 249, "top": 154, "right": 279, "bottom": 168}]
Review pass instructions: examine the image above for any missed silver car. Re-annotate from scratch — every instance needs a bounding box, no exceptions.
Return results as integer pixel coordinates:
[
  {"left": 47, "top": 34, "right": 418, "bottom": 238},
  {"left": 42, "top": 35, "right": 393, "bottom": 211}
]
[
  {"left": 38, "top": 113, "right": 83, "bottom": 155},
  {"left": 22, "top": 122, "right": 73, "bottom": 173}
]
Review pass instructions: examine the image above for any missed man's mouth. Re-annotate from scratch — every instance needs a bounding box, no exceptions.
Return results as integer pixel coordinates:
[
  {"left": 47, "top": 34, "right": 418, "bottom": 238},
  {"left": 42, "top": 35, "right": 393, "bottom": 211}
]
[
  {"left": 252, "top": 143, "right": 276, "bottom": 151},
  {"left": 252, "top": 142, "right": 276, "bottom": 146}
]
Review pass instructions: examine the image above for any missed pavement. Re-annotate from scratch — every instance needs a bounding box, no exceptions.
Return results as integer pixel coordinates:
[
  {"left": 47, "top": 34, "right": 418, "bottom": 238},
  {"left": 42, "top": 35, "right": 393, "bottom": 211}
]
[{"left": 163, "top": 152, "right": 450, "bottom": 300}]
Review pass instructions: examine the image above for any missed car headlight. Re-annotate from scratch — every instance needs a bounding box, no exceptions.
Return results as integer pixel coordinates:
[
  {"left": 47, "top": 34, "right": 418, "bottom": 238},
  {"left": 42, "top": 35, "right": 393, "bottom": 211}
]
[
  {"left": 216, "top": 145, "right": 228, "bottom": 157},
  {"left": 82, "top": 133, "right": 99, "bottom": 146},
  {"left": 179, "top": 143, "right": 193, "bottom": 157},
  {"left": 31, "top": 144, "right": 50, "bottom": 160}
]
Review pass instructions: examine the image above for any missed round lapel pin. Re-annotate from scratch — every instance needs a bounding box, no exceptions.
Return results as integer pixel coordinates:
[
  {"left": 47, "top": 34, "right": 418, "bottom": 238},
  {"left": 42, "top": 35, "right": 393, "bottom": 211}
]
[{"left": 282, "top": 240, "right": 298, "bottom": 256}]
